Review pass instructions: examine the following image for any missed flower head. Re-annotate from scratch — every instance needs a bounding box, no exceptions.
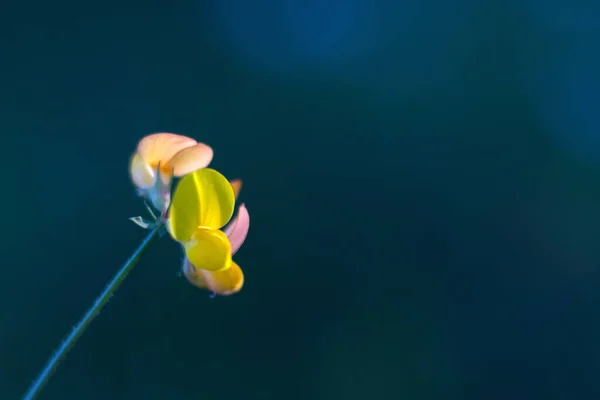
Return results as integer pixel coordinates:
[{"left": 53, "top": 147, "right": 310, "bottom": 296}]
[
  {"left": 128, "top": 133, "right": 249, "bottom": 296},
  {"left": 129, "top": 133, "right": 213, "bottom": 214}
]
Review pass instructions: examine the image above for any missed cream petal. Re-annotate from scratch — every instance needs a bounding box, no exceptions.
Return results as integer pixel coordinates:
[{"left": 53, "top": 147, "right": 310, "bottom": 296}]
[
  {"left": 129, "top": 153, "right": 156, "bottom": 188},
  {"left": 164, "top": 143, "right": 214, "bottom": 177},
  {"left": 137, "top": 133, "right": 197, "bottom": 166},
  {"left": 224, "top": 203, "right": 249, "bottom": 256}
]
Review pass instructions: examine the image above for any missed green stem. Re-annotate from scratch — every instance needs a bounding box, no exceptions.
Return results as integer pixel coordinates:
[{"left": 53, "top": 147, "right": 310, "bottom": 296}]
[{"left": 21, "top": 224, "right": 162, "bottom": 400}]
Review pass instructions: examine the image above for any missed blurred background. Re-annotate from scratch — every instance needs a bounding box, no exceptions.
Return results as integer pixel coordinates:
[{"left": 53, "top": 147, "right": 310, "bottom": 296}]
[{"left": 1, "top": 0, "right": 600, "bottom": 399}]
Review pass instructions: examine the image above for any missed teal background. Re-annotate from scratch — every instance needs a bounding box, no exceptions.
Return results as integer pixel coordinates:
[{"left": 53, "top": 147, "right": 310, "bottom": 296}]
[{"left": 2, "top": 1, "right": 600, "bottom": 399}]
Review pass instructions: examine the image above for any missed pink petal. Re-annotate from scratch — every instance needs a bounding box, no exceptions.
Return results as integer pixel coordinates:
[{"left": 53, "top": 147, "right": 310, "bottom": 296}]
[
  {"left": 224, "top": 203, "right": 249, "bottom": 256},
  {"left": 164, "top": 143, "right": 214, "bottom": 176},
  {"left": 137, "top": 133, "right": 197, "bottom": 166}
]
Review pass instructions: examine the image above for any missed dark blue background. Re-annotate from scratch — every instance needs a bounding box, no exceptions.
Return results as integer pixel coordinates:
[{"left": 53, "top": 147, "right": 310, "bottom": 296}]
[{"left": 2, "top": 1, "right": 600, "bottom": 399}]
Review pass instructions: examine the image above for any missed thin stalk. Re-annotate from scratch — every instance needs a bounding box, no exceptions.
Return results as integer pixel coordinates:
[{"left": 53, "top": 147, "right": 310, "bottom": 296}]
[{"left": 21, "top": 224, "right": 162, "bottom": 400}]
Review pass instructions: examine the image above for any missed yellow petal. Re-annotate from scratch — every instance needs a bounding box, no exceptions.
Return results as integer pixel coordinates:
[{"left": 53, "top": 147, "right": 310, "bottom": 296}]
[
  {"left": 137, "top": 133, "right": 197, "bottom": 166},
  {"left": 129, "top": 153, "right": 156, "bottom": 188},
  {"left": 230, "top": 179, "right": 242, "bottom": 200},
  {"left": 183, "top": 258, "right": 244, "bottom": 295},
  {"left": 168, "top": 168, "right": 235, "bottom": 242},
  {"left": 184, "top": 228, "right": 232, "bottom": 271},
  {"left": 164, "top": 143, "right": 214, "bottom": 177}
]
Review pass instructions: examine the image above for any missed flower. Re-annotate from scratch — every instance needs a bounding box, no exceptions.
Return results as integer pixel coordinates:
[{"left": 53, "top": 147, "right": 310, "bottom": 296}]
[
  {"left": 168, "top": 169, "right": 250, "bottom": 296},
  {"left": 129, "top": 133, "right": 214, "bottom": 215},
  {"left": 128, "top": 133, "right": 250, "bottom": 296}
]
